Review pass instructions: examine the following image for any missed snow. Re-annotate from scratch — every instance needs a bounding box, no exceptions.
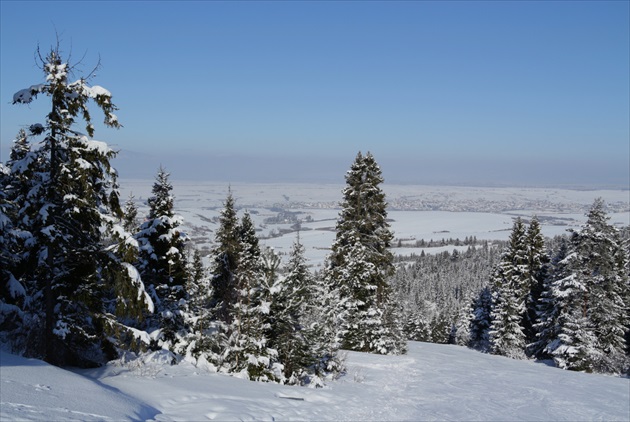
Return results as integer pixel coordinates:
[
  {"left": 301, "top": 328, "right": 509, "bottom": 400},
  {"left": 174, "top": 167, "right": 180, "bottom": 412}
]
[
  {"left": 81, "top": 137, "right": 114, "bottom": 155},
  {"left": 12, "top": 84, "right": 45, "bottom": 104},
  {"left": 1, "top": 342, "right": 628, "bottom": 421},
  {"left": 122, "top": 262, "right": 155, "bottom": 313},
  {"left": 6, "top": 275, "right": 25, "bottom": 299},
  {"left": 0, "top": 350, "right": 155, "bottom": 421},
  {"left": 85, "top": 85, "right": 112, "bottom": 98}
]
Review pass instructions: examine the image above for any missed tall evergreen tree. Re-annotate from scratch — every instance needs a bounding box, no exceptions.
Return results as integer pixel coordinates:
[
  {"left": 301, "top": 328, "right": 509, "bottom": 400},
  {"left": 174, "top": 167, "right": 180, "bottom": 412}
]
[
  {"left": 488, "top": 218, "right": 528, "bottom": 358},
  {"left": 523, "top": 216, "right": 548, "bottom": 346},
  {"left": 205, "top": 197, "right": 279, "bottom": 381},
  {"left": 546, "top": 199, "right": 629, "bottom": 372},
  {"left": 265, "top": 237, "right": 313, "bottom": 384},
  {"left": 136, "top": 167, "right": 188, "bottom": 345},
  {"left": 209, "top": 191, "right": 241, "bottom": 325},
  {"left": 529, "top": 236, "right": 570, "bottom": 359},
  {"left": 6, "top": 43, "right": 153, "bottom": 366},
  {"left": 469, "top": 286, "right": 493, "bottom": 351},
  {"left": 325, "top": 152, "right": 405, "bottom": 355},
  {"left": 233, "top": 211, "right": 278, "bottom": 381}
]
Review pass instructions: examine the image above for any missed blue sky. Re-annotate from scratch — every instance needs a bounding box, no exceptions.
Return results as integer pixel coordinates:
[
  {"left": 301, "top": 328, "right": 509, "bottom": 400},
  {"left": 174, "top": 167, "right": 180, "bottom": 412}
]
[{"left": 1, "top": 1, "right": 628, "bottom": 186}]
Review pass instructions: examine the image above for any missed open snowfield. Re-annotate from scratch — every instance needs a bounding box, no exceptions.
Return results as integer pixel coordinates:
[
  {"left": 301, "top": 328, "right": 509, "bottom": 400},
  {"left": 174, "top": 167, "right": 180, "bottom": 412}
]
[
  {"left": 118, "top": 180, "right": 630, "bottom": 268},
  {"left": 1, "top": 342, "right": 628, "bottom": 421}
]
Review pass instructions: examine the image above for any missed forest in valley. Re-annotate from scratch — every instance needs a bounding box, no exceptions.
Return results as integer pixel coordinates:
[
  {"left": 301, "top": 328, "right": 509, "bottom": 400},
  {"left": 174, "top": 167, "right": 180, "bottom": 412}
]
[{"left": 1, "top": 45, "right": 629, "bottom": 386}]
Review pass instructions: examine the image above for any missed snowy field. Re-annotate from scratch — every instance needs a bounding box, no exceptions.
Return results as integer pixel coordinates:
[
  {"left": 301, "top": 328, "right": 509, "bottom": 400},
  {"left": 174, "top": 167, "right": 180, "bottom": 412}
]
[
  {"left": 118, "top": 180, "right": 630, "bottom": 268},
  {"left": 1, "top": 342, "right": 628, "bottom": 421}
]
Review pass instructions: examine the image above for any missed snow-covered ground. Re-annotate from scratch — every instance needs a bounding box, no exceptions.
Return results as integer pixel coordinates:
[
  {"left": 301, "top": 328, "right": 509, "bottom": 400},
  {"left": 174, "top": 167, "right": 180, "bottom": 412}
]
[{"left": 1, "top": 342, "right": 628, "bottom": 421}]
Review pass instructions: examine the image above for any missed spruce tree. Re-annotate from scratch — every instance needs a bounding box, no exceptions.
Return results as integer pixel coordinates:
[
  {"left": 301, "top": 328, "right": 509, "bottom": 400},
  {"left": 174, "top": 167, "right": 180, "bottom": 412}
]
[
  {"left": 325, "top": 152, "right": 405, "bottom": 355},
  {"left": 6, "top": 44, "right": 150, "bottom": 366},
  {"left": 209, "top": 191, "right": 241, "bottom": 325},
  {"left": 266, "top": 237, "right": 314, "bottom": 384},
  {"left": 0, "top": 130, "right": 33, "bottom": 313},
  {"left": 488, "top": 218, "right": 528, "bottom": 358},
  {"left": 469, "top": 286, "right": 493, "bottom": 351},
  {"left": 136, "top": 167, "right": 188, "bottom": 345},
  {"left": 529, "top": 236, "right": 569, "bottom": 359},
  {"left": 206, "top": 197, "right": 278, "bottom": 381},
  {"left": 300, "top": 265, "right": 346, "bottom": 383},
  {"left": 542, "top": 199, "right": 628, "bottom": 373},
  {"left": 122, "top": 193, "right": 139, "bottom": 234},
  {"left": 523, "top": 216, "right": 548, "bottom": 346},
  {"left": 579, "top": 199, "right": 628, "bottom": 372},
  {"left": 234, "top": 212, "right": 278, "bottom": 381},
  {"left": 0, "top": 162, "right": 25, "bottom": 328},
  {"left": 545, "top": 266, "right": 596, "bottom": 371}
]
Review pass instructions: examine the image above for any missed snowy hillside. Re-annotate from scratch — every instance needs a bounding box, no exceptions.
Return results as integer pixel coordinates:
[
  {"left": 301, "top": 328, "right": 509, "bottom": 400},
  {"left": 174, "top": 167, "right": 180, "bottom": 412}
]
[{"left": 2, "top": 342, "right": 628, "bottom": 421}]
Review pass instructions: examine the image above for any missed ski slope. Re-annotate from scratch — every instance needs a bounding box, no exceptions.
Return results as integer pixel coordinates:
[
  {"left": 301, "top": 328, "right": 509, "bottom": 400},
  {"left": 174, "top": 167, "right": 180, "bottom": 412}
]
[{"left": 2, "top": 342, "right": 628, "bottom": 421}]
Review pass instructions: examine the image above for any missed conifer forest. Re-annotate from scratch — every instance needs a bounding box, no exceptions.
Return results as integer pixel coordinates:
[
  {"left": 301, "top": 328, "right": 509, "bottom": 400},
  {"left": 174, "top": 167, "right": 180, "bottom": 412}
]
[{"left": 1, "top": 45, "right": 629, "bottom": 386}]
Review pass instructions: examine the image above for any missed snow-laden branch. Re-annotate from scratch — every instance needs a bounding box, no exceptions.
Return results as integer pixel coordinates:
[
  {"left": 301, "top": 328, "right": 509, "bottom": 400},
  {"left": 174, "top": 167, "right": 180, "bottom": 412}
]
[{"left": 12, "top": 84, "right": 46, "bottom": 104}]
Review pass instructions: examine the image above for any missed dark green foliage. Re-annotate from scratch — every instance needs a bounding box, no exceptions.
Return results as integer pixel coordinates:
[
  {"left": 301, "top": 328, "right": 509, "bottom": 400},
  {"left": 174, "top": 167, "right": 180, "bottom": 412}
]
[
  {"left": 209, "top": 192, "right": 241, "bottom": 325},
  {"left": 523, "top": 217, "right": 549, "bottom": 345}
]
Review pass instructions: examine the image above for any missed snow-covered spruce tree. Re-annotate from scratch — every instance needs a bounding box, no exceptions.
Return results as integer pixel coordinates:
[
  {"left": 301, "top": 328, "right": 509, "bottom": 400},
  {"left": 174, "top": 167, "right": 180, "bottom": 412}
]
[
  {"left": 0, "top": 130, "right": 33, "bottom": 323},
  {"left": 263, "top": 238, "right": 315, "bottom": 384},
  {"left": 468, "top": 286, "right": 493, "bottom": 351},
  {"left": 183, "top": 249, "right": 207, "bottom": 318},
  {"left": 180, "top": 247, "right": 214, "bottom": 361},
  {"left": 544, "top": 263, "right": 596, "bottom": 371},
  {"left": 529, "top": 236, "right": 570, "bottom": 359},
  {"left": 488, "top": 218, "right": 529, "bottom": 359},
  {"left": 8, "top": 44, "right": 153, "bottom": 366},
  {"left": 546, "top": 199, "right": 629, "bottom": 373},
  {"left": 185, "top": 248, "right": 208, "bottom": 321},
  {"left": 122, "top": 193, "right": 139, "bottom": 234},
  {"left": 324, "top": 152, "right": 405, "bottom": 355},
  {"left": 0, "top": 161, "right": 26, "bottom": 337},
  {"left": 452, "top": 300, "right": 473, "bottom": 346},
  {"left": 523, "top": 216, "right": 549, "bottom": 347},
  {"left": 136, "top": 167, "right": 188, "bottom": 347},
  {"left": 622, "top": 227, "right": 630, "bottom": 363},
  {"left": 579, "top": 199, "right": 629, "bottom": 373},
  {"left": 209, "top": 191, "right": 240, "bottom": 326},
  {"left": 221, "top": 212, "right": 279, "bottom": 381},
  {"left": 306, "top": 270, "right": 346, "bottom": 384},
  {"left": 203, "top": 197, "right": 278, "bottom": 381},
  {"left": 236, "top": 212, "right": 279, "bottom": 381}
]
